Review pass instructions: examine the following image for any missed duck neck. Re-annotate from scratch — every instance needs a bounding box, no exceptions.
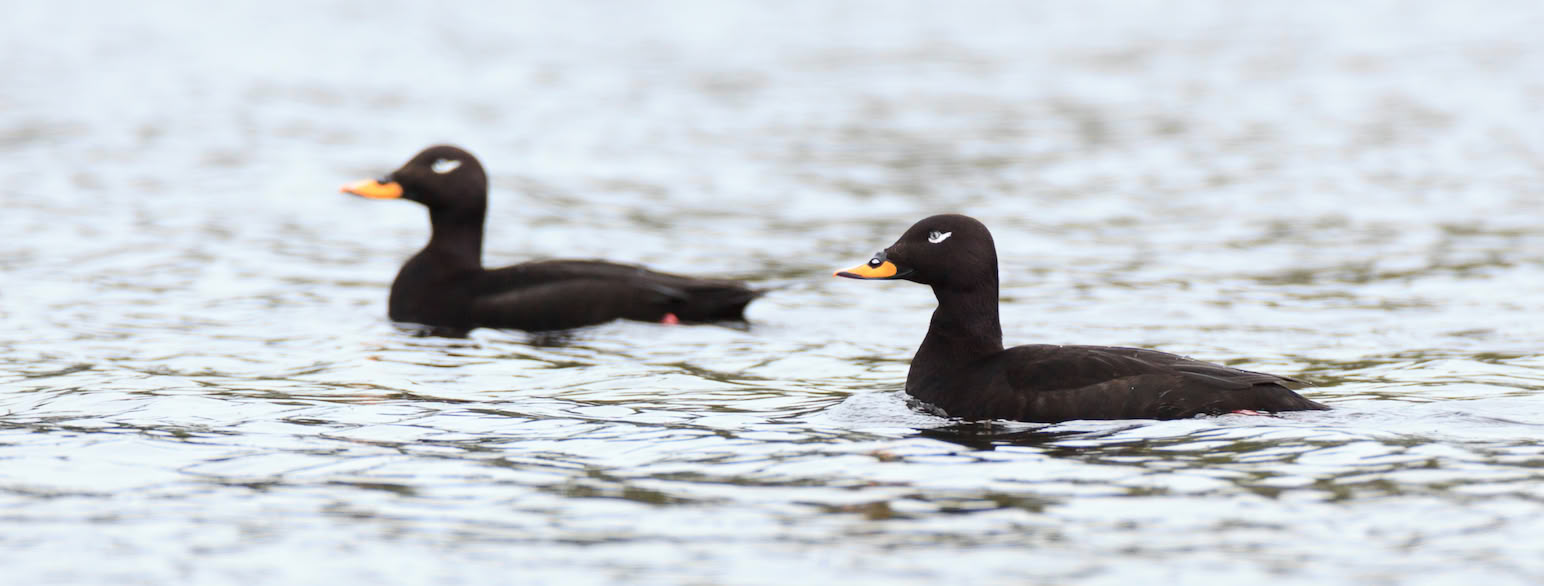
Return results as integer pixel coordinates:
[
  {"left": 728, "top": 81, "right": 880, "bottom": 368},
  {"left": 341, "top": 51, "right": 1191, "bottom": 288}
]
[
  {"left": 422, "top": 205, "right": 485, "bottom": 271},
  {"left": 915, "top": 280, "right": 1005, "bottom": 368}
]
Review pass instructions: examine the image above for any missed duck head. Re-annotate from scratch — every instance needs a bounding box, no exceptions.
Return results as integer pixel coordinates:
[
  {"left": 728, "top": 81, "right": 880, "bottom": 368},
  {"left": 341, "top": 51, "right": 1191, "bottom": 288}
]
[
  {"left": 341, "top": 145, "right": 489, "bottom": 212},
  {"left": 834, "top": 214, "right": 998, "bottom": 291}
]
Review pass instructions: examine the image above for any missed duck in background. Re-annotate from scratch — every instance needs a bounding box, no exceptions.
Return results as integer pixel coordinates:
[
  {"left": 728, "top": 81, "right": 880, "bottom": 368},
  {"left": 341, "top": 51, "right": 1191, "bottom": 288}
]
[{"left": 342, "top": 145, "right": 762, "bottom": 336}]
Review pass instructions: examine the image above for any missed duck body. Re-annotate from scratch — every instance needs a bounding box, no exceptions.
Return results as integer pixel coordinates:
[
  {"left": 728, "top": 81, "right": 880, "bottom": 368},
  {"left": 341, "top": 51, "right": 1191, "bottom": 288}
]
[
  {"left": 389, "top": 255, "right": 760, "bottom": 333},
  {"left": 345, "top": 145, "right": 761, "bottom": 334},
  {"left": 908, "top": 343, "right": 1325, "bottom": 422},
  {"left": 837, "top": 214, "right": 1327, "bottom": 423}
]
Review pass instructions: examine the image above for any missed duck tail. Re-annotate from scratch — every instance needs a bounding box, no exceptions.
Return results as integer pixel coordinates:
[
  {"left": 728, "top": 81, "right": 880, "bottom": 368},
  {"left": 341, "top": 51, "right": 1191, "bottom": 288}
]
[{"left": 676, "top": 285, "right": 766, "bottom": 322}]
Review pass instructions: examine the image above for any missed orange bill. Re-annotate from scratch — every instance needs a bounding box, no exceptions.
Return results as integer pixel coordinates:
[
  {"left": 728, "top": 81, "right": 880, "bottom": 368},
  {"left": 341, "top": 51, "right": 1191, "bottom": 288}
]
[
  {"left": 340, "top": 179, "right": 404, "bottom": 200},
  {"left": 834, "top": 259, "right": 900, "bottom": 279}
]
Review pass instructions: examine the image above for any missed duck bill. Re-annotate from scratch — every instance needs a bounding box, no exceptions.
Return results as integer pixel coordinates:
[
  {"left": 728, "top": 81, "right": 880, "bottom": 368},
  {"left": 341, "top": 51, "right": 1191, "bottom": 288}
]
[
  {"left": 340, "top": 179, "right": 404, "bottom": 200},
  {"left": 834, "top": 260, "right": 911, "bottom": 280}
]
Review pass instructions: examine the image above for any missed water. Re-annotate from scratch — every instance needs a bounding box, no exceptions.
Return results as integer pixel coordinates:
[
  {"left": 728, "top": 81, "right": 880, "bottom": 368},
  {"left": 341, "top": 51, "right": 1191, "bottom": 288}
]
[{"left": 3, "top": 1, "right": 1544, "bottom": 584}]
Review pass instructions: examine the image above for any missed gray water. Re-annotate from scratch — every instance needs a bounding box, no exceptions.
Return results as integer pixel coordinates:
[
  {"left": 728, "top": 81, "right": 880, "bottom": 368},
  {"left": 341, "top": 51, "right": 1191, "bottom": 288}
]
[{"left": 4, "top": 1, "right": 1544, "bottom": 584}]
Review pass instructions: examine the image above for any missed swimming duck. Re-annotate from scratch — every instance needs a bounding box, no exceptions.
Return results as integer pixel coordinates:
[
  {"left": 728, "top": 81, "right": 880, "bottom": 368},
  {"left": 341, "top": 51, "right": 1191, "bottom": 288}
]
[
  {"left": 835, "top": 214, "right": 1328, "bottom": 422},
  {"left": 342, "top": 145, "right": 762, "bottom": 335}
]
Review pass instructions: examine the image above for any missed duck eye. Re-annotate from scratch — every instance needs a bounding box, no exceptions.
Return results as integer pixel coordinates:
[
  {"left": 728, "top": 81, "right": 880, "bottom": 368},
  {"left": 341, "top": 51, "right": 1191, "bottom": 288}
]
[
  {"left": 432, "top": 159, "right": 463, "bottom": 174},
  {"left": 867, "top": 256, "right": 884, "bottom": 268},
  {"left": 927, "top": 231, "right": 952, "bottom": 244}
]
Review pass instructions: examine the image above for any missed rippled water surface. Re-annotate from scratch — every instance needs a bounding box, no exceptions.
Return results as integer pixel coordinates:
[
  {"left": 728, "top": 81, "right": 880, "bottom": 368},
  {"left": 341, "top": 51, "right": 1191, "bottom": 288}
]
[{"left": 4, "top": 1, "right": 1544, "bottom": 584}]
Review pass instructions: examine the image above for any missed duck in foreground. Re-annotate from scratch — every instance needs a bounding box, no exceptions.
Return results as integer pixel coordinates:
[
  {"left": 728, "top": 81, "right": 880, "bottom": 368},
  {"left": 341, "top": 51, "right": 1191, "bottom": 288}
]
[
  {"left": 835, "top": 214, "right": 1328, "bottom": 422},
  {"left": 341, "top": 145, "right": 762, "bottom": 335}
]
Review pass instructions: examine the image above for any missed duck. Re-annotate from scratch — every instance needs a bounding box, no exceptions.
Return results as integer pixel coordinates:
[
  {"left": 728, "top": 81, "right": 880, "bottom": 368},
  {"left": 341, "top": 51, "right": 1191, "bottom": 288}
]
[
  {"left": 834, "top": 214, "right": 1328, "bottom": 422},
  {"left": 341, "top": 145, "right": 762, "bottom": 335}
]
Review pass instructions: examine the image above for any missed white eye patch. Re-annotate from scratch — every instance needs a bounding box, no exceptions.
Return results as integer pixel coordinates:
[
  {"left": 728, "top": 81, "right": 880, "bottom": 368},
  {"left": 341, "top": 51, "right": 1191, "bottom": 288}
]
[
  {"left": 432, "top": 159, "right": 463, "bottom": 174},
  {"left": 927, "top": 231, "right": 952, "bottom": 244}
]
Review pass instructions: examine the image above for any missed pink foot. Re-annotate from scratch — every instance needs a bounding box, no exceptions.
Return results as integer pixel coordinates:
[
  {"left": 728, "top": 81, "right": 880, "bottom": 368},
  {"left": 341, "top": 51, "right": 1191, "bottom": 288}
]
[
  {"left": 659, "top": 313, "right": 680, "bottom": 325},
  {"left": 1231, "top": 409, "right": 1266, "bottom": 416}
]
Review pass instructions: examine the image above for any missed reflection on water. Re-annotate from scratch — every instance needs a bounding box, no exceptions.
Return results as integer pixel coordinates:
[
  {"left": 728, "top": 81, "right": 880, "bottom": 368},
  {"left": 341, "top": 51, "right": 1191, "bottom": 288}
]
[{"left": 3, "top": 0, "right": 1544, "bottom": 584}]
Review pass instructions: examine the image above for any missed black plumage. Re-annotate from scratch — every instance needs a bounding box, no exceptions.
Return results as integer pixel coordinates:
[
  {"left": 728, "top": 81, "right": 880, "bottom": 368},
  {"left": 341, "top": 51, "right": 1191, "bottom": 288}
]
[
  {"left": 836, "top": 214, "right": 1328, "bottom": 422},
  {"left": 342, "top": 145, "right": 762, "bottom": 334}
]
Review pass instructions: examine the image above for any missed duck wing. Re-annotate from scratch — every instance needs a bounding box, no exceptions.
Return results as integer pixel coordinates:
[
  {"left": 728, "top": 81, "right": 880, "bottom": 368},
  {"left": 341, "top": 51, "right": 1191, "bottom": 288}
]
[
  {"left": 474, "top": 260, "right": 762, "bottom": 328},
  {"left": 467, "top": 278, "right": 683, "bottom": 331},
  {"left": 944, "top": 344, "right": 1326, "bottom": 422}
]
